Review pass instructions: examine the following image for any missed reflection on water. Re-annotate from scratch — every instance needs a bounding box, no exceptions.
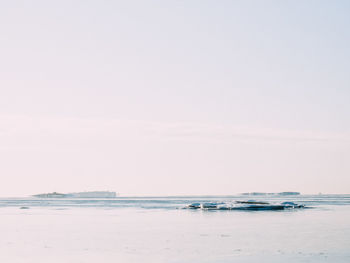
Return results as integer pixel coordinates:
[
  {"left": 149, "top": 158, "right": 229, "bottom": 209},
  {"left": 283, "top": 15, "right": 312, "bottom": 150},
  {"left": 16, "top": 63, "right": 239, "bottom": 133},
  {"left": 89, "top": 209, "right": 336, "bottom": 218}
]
[{"left": 0, "top": 195, "right": 349, "bottom": 263}]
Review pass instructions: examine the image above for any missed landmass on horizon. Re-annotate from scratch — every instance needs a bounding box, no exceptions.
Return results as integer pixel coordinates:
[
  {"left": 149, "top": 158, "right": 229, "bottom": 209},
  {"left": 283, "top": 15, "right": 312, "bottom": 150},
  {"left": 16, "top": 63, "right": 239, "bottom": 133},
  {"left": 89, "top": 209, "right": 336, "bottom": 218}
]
[
  {"left": 241, "top": 192, "right": 300, "bottom": 196},
  {"left": 30, "top": 191, "right": 301, "bottom": 198},
  {"left": 32, "top": 191, "right": 117, "bottom": 198}
]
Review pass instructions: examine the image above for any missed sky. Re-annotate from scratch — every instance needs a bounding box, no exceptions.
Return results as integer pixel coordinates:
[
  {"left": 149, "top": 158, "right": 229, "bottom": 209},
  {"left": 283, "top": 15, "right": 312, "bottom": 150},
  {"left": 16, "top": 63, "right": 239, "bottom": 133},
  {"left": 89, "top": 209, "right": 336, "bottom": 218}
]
[{"left": 0, "top": 0, "right": 349, "bottom": 196}]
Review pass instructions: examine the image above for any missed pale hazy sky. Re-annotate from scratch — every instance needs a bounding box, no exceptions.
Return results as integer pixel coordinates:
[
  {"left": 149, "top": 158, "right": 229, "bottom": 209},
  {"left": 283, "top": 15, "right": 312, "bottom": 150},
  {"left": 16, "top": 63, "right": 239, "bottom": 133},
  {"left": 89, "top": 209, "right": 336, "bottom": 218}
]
[{"left": 1, "top": 0, "right": 349, "bottom": 196}]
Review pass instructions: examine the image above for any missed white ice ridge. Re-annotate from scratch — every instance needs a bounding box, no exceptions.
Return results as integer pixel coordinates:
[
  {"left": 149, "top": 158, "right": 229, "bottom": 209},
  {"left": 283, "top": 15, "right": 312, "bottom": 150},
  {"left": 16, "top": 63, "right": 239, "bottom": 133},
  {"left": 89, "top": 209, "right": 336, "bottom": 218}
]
[{"left": 184, "top": 200, "right": 305, "bottom": 210}]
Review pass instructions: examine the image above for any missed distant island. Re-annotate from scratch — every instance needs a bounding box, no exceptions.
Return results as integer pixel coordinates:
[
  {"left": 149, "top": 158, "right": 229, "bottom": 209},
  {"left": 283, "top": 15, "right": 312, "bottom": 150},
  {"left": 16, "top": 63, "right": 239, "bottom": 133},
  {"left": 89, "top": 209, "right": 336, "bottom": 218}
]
[
  {"left": 241, "top": 192, "right": 300, "bottom": 196},
  {"left": 32, "top": 191, "right": 118, "bottom": 198}
]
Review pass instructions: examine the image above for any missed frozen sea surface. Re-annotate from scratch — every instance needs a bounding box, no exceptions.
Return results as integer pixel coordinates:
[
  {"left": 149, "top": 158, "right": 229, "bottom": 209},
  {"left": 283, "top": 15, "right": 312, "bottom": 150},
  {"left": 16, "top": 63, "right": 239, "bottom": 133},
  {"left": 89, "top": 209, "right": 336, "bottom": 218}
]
[{"left": 0, "top": 195, "right": 349, "bottom": 263}]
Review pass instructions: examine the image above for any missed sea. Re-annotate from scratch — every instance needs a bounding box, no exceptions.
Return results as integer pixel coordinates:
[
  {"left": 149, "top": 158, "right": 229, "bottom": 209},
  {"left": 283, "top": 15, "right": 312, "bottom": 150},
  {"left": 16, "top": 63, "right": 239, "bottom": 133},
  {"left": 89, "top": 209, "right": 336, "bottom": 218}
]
[{"left": 0, "top": 195, "right": 349, "bottom": 263}]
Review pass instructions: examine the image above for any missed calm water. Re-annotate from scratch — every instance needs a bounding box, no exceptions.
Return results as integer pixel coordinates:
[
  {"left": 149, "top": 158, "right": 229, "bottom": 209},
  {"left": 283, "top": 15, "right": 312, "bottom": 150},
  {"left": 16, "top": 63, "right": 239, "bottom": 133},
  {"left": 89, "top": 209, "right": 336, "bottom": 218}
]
[{"left": 1, "top": 195, "right": 349, "bottom": 263}]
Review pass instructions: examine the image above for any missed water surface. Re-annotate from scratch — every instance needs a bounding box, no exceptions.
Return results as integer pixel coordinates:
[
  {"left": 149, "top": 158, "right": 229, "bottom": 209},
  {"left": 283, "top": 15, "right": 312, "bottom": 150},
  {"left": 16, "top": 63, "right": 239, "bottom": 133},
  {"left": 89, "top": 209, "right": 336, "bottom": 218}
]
[{"left": 0, "top": 195, "right": 349, "bottom": 263}]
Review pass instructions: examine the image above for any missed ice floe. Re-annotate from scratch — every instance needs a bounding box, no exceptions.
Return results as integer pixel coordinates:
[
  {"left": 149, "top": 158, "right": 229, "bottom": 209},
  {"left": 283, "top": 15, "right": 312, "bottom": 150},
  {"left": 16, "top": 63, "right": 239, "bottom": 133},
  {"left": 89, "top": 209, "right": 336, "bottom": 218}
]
[{"left": 184, "top": 200, "right": 305, "bottom": 211}]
